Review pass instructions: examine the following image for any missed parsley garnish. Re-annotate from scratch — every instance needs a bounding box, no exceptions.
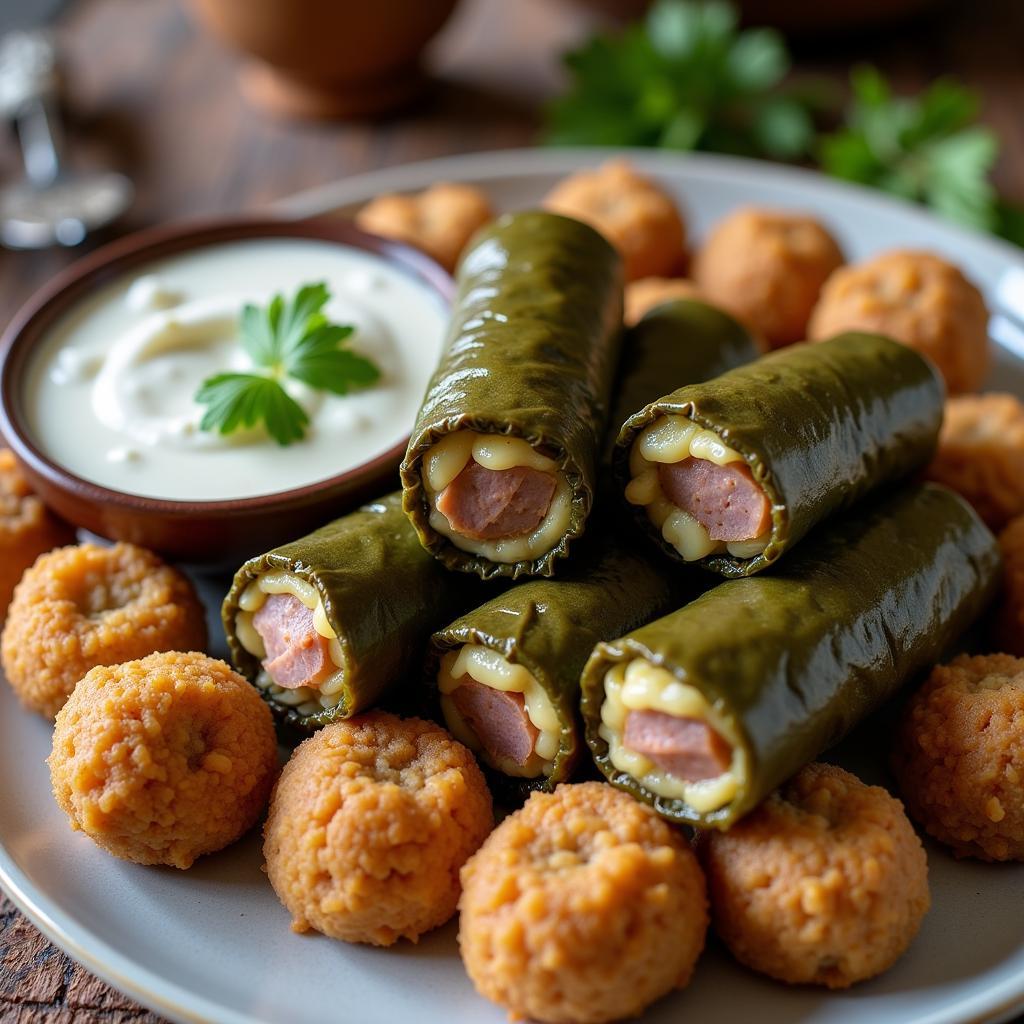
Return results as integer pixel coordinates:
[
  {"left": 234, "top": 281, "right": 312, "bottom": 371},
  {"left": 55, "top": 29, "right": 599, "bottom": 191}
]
[
  {"left": 820, "top": 67, "right": 999, "bottom": 232},
  {"left": 541, "top": 0, "right": 1022, "bottom": 247},
  {"left": 542, "top": 0, "right": 819, "bottom": 160},
  {"left": 195, "top": 282, "right": 380, "bottom": 446}
]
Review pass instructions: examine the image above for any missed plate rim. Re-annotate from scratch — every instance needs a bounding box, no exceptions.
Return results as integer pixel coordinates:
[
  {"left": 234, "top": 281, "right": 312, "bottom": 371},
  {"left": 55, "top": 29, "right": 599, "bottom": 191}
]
[
  {"left": 0, "top": 844, "right": 241, "bottom": 1024},
  {"left": 5, "top": 807, "right": 1024, "bottom": 1024},
  {"left": 280, "top": 145, "right": 1024, "bottom": 267},
  {"left": 3, "top": 145, "right": 1023, "bottom": 1024}
]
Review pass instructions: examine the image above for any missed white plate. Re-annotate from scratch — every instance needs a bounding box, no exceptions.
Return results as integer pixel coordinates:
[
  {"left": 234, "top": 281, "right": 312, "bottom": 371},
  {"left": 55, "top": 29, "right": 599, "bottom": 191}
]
[{"left": 2, "top": 148, "right": 1024, "bottom": 1024}]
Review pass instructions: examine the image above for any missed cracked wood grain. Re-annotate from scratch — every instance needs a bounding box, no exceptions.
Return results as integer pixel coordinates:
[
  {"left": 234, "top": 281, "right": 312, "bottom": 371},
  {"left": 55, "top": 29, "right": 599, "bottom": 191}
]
[{"left": 0, "top": 896, "right": 164, "bottom": 1022}]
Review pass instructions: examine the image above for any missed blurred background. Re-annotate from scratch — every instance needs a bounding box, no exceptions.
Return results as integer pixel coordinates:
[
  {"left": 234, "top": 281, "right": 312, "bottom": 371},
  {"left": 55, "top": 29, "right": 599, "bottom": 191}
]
[
  {"left": 0, "top": 0, "right": 1021, "bottom": 327},
  {"left": 0, "top": 0, "right": 1022, "bottom": 1018}
]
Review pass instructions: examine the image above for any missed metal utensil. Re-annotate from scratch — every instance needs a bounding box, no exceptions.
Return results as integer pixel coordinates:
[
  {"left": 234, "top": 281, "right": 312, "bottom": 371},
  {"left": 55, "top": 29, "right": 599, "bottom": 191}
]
[{"left": 0, "top": 29, "right": 132, "bottom": 249}]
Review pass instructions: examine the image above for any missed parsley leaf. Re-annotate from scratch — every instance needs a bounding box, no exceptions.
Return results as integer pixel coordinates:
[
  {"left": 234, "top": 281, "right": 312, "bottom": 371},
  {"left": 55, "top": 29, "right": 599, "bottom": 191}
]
[
  {"left": 287, "top": 324, "right": 380, "bottom": 395},
  {"left": 540, "top": 2, "right": 1020, "bottom": 249},
  {"left": 195, "top": 283, "right": 380, "bottom": 446},
  {"left": 196, "top": 373, "right": 309, "bottom": 447},
  {"left": 820, "top": 67, "right": 999, "bottom": 231},
  {"left": 542, "top": 0, "right": 821, "bottom": 160}
]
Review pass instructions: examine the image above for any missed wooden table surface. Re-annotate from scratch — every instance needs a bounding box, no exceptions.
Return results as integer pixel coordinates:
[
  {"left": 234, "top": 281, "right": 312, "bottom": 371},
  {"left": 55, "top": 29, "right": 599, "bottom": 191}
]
[{"left": 1, "top": 0, "right": 1023, "bottom": 1019}]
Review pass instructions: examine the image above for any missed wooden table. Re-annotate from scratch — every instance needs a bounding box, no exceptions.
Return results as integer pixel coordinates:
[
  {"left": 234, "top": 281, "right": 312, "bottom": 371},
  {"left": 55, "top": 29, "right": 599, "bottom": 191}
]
[{"left": 1, "top": 0, "right": 1022, "bottom": 1019}]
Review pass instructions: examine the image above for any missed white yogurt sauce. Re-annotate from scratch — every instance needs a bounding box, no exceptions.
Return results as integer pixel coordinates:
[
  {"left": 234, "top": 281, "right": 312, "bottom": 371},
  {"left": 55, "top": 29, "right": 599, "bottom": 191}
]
[{"left": 25, "top": 238, "right": 447, "bottom": 501}]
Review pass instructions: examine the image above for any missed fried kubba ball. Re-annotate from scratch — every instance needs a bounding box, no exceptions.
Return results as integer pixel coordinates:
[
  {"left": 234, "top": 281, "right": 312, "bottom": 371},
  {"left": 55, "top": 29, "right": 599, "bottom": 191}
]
[
  {"left": 694, "top": 207, "right": 844, "bottom": 349},
  {"left": 355, "top": 181, "right": 494, "bottom": 273},
  {"left": 808, "top": 249, "right": 990, "bottom": 394},
  {"left": 0, "top": 449, "right": 74, "bottom": 620},
  {"left": 926, "top": 393, "right": 1024, "bottom": 530},
  {"left": 893, "top": 654, "right": 1024, "bottom": 862},
  {"left": 996, "top": 516, "right": 1024, "bottom": 656},
  {"left": 48, "top": 652, "right": 278, "bottom": 869},
  {"left": 699, "top": 763, "right": 929, "bottom": 990},
  {"left": 544, "top": 160, "right": 687, "bottom": 281},
  {"left": 1, "top": 542, "right": 207, "bottom": 718},
  {"left": 459, "top": 782, "right": 707, "bottom": 1024},
  {"left": 264, "top": 712, "right": 492, "bottom": 947}
]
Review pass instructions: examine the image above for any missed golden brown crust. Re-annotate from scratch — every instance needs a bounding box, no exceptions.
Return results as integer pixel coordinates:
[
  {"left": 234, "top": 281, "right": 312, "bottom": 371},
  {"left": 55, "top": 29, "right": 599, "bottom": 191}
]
[
  {"left": 544, "top": 160, "right": 687, "bottom": 281},
  {"left": 699, "top": 763, "right": 929, "bottom": 989},
  {"left": 1, "top": 542, "right": 208, "bottom": 719},
  {"left": 48, "top": 651, "right": 278, "bottom": 869},
  {"left": 624, "top": 276, "right": 703, "bottom": 325},
  {"left": 264, "top": 712, "right": 492, "bottom": 947},
  {"left": 996, "top": 516, "right": 1024, "bottom": 656},
  {"left": 926, "top": 393, "right": 1024, "bottom": 530},
  {"left": 808, "top": 248, "right": 990, "bottom": 393},
  {"left": 892, "top": 654, "right": 1024, "bottom": 861},
  {"left": 0, "top": 449, "right": 74, "bottom": 621},
  {"left": 695, "top": 206, "right": 844, "bottom": 349},
  {"left": 355, "top": 182, "right": 494, "bottom": 273},
  {"left": 458, "top": 781, "right": 707, "bottom": 1024}
]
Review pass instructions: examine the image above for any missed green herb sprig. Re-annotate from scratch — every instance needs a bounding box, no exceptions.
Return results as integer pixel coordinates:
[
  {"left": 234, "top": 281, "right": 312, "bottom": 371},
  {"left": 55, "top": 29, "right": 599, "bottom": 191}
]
[
  {"left": 820, "top": 67, "right": 999, "bottom": 232},
  {"left": 543, "top": 0, "right": 1022, "bottom": 247},
  {"left": 195, "top": 283, "right": 380, "bottom": 447},
  {"left": 544, "top": 0, "right": 820, "bottom": 159}
]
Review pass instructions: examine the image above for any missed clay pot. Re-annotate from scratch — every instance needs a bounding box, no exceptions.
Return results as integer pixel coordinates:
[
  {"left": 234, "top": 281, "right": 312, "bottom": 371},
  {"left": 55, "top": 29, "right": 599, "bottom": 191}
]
[{"left": 184, "top": 0, "right": 461, "bottom": 119}]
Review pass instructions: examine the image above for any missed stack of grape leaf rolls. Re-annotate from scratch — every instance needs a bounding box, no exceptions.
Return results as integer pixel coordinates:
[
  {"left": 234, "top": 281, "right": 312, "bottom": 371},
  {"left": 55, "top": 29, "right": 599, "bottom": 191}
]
[
  {"left": 221, "top": 201, "right": 995, "bottom": 858},
  {"left": 429, "top": 299, "right": 762, "bottom": 797},
  {"left": 401, "top": 210, "right": 624, "bottom": 579},
  {"left": 581, "top": 483, "right": 1001, "bottom": 828},
  {"left": 616, "top": 332, "right": 945, "bottom": 576}
]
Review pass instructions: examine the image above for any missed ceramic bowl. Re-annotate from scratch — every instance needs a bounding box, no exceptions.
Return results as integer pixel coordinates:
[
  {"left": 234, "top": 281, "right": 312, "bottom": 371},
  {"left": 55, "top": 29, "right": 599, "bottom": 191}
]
[
  {"left": 184, "top": 0, "right": 461, "bottom": 119},
  {"left": 0, "top": 216, "right": 453, "bottom": 566}
]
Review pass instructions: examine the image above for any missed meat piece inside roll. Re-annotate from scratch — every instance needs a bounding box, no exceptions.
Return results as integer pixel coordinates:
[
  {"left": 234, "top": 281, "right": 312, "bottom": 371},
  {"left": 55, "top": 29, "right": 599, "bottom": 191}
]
[
  {"left": 626, "top": 418, "right": 773, "bottom": 561},
  {"left": 624, "top": 709, "right": 733, "bottom": 781},
  {"left": 223, "top": 493, "right": 481, "bottom": 730},
  {"left": 422, "top": 433, "right": 573, "bottom": 565},
  {"left": 233, "top": 574, "right": 349, "bottom": 719},
  {"left": 617, "top": 332, "right": 945, "bottom": 576},
  {"left": 598, "top": 659, "right": 746, "bottom": 814},
  {"left": 438, "top": 645, "right": 562, "bottom": 779}
]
